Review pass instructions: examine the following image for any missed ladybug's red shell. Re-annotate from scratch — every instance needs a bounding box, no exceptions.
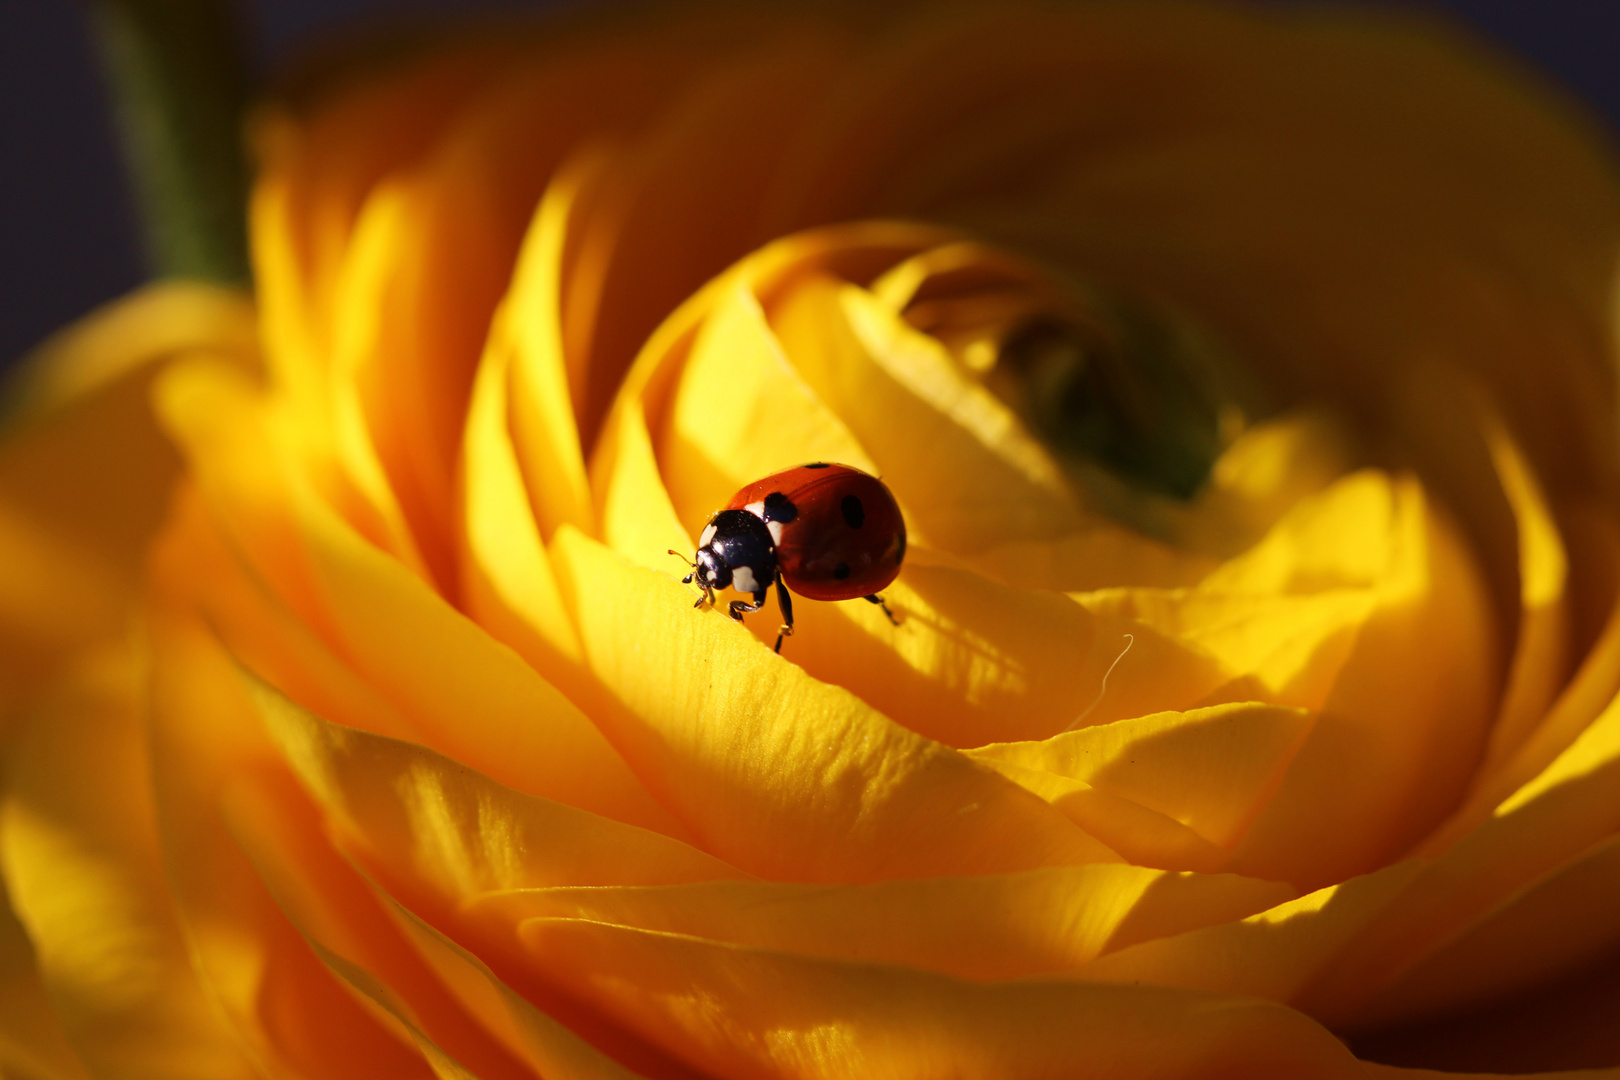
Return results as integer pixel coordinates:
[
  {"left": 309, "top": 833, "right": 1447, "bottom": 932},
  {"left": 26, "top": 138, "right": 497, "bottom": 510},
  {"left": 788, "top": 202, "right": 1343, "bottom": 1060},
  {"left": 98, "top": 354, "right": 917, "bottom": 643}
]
[{"left": 725, "top": 463, "right": 905, "bottom": 602}]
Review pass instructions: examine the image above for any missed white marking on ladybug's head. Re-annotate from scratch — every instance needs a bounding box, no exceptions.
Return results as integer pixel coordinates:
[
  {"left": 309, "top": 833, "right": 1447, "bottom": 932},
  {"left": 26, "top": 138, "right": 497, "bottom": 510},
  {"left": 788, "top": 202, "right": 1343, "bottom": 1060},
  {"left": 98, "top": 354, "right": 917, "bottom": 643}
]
[
  {"left": 699, "top": 522, "right": 717, "bottom": 548},
  {"left": 732, "top": 565, "right": 760, "bottom": 594},
  {"left": 743, "top": 500, "right": 766, "bottom": 521},
  {"left": 766, "top": 519, "right": 784, "bottom": 545}
]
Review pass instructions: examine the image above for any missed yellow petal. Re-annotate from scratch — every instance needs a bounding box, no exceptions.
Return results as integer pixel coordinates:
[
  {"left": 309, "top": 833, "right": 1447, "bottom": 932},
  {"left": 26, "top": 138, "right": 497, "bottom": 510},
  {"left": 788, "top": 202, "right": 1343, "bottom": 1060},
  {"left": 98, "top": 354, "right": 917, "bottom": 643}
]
[
  {"left": 381, "top": 891, "right": 658, "bottom": 1080},
  {"left": 1078, "top": 860, "right": 1427, "bottom": 1002},
  {"left": 252, "top": 46, "right": 515, "bottom": 397},
  {"left": 245, "top": 671, "right": 741, "bottom": 901},
  {"left": 963, "top": 524, "right": 1219, "bottom": 593},
  {"left": 593, "top": 374, "right": 691, "bottom": 572},
  {"left": 774, "top": 272, "right": 1080, "bottom": 552},
  {"left": 551, "top": 525, "right": 1119, "bottom": 880},
  {"left": 972, "top": 758, "right": 1231, "bottom": 872},
  {"left": 467, "top": 865, "right": 1289, "bottom": 980},
  {"left": 518, "top": 918, "right": 1367, "bottom": 1078},
  {"left": 1083, "top": 469, "right": 1495, "bottom": 887},
  {"left": 734, "top": 546, "right": 1223, "bottom": 747},
  {"left": 660, "top": 273, "right": 874, "bottom": 532},
  {"left": 224, "top": 770, "right": 532, "bottom": 1080},
  {"left": 148, "top": 575, "right": 460, "bottom": 1080},
  {"left": 156, "top": 357, "right": 674, "bottom": 833},
  {"left": 972, "top": 701, "right": 1315, "bottom": 852},
  {"left": 0, "top": 644, "right": 257, "bottom": 1078},
  {"left": 289, "top": 489, "right": 673, "bottom": 831}
]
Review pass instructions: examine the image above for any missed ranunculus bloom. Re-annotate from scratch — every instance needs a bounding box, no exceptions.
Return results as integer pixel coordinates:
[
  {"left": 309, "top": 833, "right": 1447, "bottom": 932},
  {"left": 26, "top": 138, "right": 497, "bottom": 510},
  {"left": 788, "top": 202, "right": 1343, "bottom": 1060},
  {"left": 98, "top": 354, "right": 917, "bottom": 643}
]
[{"left": 5, "top": 3, "right": 1620, "bottom": 1077}]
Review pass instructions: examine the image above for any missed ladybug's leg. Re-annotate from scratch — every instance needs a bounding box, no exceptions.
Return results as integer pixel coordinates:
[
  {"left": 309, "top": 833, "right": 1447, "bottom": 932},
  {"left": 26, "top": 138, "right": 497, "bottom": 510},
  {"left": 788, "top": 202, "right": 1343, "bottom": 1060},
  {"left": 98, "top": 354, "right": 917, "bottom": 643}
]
[
  {"left": 695, "top": 585, "right": 715, "bottom": 609},
  {"left": 773, "top": 571, "right": 795, "bottom": 654},
  {"left": 728, "top": 590, "right": 767, "bottom": 622},
  {"left": 865, "top": 593, "right": 900, "bottom": 626}
]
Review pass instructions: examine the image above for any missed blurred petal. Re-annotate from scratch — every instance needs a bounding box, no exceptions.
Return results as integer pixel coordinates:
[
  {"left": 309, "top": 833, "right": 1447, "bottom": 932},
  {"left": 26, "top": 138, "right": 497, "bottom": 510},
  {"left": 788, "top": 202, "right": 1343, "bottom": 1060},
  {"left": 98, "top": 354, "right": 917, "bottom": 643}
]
[
  {"left": 0, "top": 284, "right": 253, "bottom": 701},
  {"left": 0, "top": 883, "right": 85, "bottom": 1079},
  {"left": 1474, "top": 410, "right": 1571, "bottom": 769},
  {"left": 0, "top": 645, "right": 257, "bottom": 1078},
  {"left": 1420, "top": 498, "right": 1620, "bottom": 856}
]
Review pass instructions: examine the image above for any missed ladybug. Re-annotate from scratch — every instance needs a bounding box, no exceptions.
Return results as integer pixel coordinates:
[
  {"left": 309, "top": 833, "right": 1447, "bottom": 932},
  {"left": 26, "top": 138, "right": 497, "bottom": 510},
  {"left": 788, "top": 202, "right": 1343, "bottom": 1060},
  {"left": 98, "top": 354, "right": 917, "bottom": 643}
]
[{"left": 672, "top": 462, "right": 906, "bottom": 653}]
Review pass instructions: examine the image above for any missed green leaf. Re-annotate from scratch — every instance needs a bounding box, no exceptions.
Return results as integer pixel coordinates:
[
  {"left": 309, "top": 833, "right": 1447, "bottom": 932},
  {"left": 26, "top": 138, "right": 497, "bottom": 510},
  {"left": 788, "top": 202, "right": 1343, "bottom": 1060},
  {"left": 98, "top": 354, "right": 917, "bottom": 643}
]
[{"left": 88, "top": 0, "right": 253, "bottom": 285}]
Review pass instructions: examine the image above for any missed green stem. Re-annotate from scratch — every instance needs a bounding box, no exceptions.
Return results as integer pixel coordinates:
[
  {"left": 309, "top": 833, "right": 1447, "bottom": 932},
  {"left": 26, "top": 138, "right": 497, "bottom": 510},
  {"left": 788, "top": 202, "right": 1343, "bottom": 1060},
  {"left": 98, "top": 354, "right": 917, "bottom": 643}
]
[{"left": 86, "top": 0, "right": 254, "bottom": 285}]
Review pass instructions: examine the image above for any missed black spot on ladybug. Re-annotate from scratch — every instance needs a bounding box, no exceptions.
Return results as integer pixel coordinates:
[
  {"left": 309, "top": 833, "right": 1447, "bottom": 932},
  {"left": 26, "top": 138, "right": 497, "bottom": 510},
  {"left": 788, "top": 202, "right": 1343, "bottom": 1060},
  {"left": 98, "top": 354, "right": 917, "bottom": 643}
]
[
  {"left": 841, "top": 494, "right": 865, "bottom": 529},
  {"left": 762, "top": 491, "right": 798, "bottom": 523},
  {"left": 834, "top": 562, "right": 851, "bottom": 580},
  {"left": 804, "top": 462, "right": 830, "bottom": 469}
]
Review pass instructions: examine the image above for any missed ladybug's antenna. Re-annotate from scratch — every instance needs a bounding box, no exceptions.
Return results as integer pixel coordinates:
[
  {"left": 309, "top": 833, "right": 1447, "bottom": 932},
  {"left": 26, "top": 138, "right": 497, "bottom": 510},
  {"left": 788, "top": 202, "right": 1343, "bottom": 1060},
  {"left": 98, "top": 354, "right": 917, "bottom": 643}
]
[{"left": 668, "top": 549, "right": 700, "bottom": 589}]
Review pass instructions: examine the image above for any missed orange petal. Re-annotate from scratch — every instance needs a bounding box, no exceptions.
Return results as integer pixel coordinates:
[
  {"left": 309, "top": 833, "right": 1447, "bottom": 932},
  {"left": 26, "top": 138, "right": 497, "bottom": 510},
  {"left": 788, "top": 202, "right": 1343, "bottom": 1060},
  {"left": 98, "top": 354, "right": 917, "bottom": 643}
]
[
  {"left": 1299, "top": 687, "right": 1620, "bottom": 1026},
  {"left": 1078, "top": 860, "right": 1427, "bottom": 1002},
  {"left": 1347, "top": 832, "right": 1620, "bottom": 1031}
]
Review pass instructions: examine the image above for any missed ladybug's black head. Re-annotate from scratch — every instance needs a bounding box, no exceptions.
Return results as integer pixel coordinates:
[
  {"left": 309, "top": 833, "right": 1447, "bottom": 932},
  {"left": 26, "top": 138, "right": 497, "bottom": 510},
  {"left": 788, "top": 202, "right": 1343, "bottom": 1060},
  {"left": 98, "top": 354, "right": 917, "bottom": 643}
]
[{"left": 693, "top": 509, "right": 777, "bottom": 597}]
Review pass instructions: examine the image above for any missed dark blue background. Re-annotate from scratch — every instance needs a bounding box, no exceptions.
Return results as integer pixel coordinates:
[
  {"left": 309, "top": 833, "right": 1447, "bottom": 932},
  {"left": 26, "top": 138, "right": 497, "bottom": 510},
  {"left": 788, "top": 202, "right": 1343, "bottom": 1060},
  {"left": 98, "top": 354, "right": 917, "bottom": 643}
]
[{"left": 4, "top": 1, "right": 1618, "bottom": 367}]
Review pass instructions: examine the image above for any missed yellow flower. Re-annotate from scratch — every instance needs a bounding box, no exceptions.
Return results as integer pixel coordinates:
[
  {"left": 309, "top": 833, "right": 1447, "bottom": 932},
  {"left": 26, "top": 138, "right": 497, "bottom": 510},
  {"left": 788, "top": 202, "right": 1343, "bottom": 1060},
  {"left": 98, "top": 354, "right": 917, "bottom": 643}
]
[{"left": 4, "top": 2, "right": 1620, "bottom": 1077}]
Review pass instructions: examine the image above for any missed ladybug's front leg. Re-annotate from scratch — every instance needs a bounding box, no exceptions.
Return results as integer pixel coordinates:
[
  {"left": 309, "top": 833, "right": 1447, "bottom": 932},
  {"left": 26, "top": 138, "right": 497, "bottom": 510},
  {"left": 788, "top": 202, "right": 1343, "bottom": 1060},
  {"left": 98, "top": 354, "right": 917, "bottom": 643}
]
[
  {"left": 773, "top": 571, "right": 795, "bottom": 654},
  {"left": 728, "top": 590, "right": 767, "bottom": 623}
]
